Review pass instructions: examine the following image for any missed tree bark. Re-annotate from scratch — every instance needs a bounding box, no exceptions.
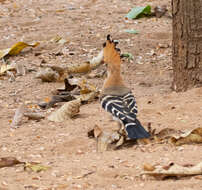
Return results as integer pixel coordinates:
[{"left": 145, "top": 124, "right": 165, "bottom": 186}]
[{"left": 172, "top": 0, "right": 202, "bottom": 91}]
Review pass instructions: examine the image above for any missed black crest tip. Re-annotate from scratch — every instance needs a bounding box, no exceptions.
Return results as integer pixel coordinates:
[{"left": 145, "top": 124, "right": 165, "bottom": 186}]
[
  {"left": 115, "top": 48, "right": 121, "bottom": 52},
  {"left": 113, "top": 41, "right": 119, "bottom": 46},
  {"left": 107, "top": 34, "right": 111, "bottom": 41}
]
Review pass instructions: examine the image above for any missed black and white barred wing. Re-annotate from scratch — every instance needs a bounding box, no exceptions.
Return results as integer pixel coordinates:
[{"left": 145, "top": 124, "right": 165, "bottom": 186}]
[
  {"left": 101, "top": 93, "right": 150, "bottom": 139},
  {"left": 101, "top": 93, "right": 137, "bottom": 122},
  {"left": 122, "top": 92, "right": 138, "bottom": 115}
]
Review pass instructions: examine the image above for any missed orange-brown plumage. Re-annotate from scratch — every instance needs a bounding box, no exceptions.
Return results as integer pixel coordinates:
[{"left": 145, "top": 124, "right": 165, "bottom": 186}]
[{"left": 102, "top": 35, "right": 130, "bottom": 96}]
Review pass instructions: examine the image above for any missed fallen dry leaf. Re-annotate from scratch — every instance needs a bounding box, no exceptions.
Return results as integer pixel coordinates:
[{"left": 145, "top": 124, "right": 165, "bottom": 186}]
[
  {"left": 75, "top": 91, "right": 99, "bottom": 103},
  {"left": 48, "top": 99, "right": 81, "bottom": 122},
  {"left": 0, "top": 42, "right": 39, "bottom": 59},
  {"left": 66, "top": 62, "right": 92, "bottom": 74},
  {"left": 39, "top": 94, "right": 76, "bottom": 109},
  {"left": 92, "top": 125, "right": 121, "bottom": 152},
  {"left": 35, "top": 68, "right": 60, "bottom": 82},
  {"left": 24, "top": 112, "right": 45, "bottom": 121},
  {"left": 171, "top": 127, "right": 202, "bottom": 146},
  {"left": 141, "top": 127, "right": 183, "bottom": 144},
  {"left": 0, "top": 64, "right": 16, "bottom": 75},
  {"left": 143, "top": 162, "right": 202, "bottom": 179},
  {"left": 38, "top": 76, "right": 98, "bottom": 109},
  {"left": 63, "top": 78, "right": 77, "bottom": 92},
  {"left": 40, "top": 50, "right": 104, "bottom": 78},
  {"left": 68, "top": 78, "right": 97, "bottom": 94},
  {"left": 50, "top": 35, "right": 69, "bottom": 45},
  {"left": 7, "top": 70, "right": 16, "bottom": 82},
  {"left": 0, "top": 157, "right": 24, "bottom": 168},
  {"left": 24, "top": 162, "right": 49, "bottom": 172},
  {"left": 11, "top": 104, "right": 25, "bottom": 128}
]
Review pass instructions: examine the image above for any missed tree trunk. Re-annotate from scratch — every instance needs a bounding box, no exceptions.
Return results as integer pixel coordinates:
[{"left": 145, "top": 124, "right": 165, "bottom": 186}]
[{"left": 172, "top": 0, "right": 202, "bottom": 92}]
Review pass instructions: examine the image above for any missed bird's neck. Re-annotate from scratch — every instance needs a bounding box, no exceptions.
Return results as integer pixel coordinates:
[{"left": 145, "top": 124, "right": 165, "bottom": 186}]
[{"left": 103, "top": 67, "right": 125, "bottom": 89}]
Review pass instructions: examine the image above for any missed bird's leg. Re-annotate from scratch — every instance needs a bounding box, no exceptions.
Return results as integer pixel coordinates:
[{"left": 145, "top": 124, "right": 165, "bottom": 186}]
[
  {"left": 115, "top": 135, "right": 124, "bottom": 148},
  {"left": 114, "top": 120, "right": 127, "bottom": 148},
  {"left": 118, "top": 122, "right": 125, "bottom": 134},
  {"left": 107, "top": 115, "right": 127, "bottom": 148}
]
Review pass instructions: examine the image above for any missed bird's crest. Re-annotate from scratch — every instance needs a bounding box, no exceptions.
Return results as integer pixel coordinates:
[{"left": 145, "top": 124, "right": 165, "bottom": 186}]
[{"left": 103, "top": 34, "right": 121, "bottom": 67}]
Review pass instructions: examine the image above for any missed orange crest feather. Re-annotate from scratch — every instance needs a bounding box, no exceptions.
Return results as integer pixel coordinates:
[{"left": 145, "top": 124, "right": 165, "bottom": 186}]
[{"left": 103, "top": 35, "right": 121, "bottom": 67}]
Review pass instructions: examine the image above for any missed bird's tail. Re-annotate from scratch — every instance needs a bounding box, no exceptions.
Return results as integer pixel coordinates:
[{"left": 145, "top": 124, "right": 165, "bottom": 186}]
[{"left": 125, "top": 119, "right": 150, "bottom": 139}]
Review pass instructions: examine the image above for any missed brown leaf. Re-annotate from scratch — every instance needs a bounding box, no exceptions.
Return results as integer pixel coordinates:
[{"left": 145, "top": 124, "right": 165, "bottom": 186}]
[
  {"left": 47, "top": 99, "right": 81, "bottom": 122},
  {"left": 35, "top": 68, "right": 59, "bottom": 82},
  {"left": 24, "top": 112, "right": 45, "bottom": 121},
  {"left": 75, "top": 91, "right": 99, "bottom": 103},
  {"left": 0, "top": 157, "right": 24, "bottom": 168},
  {"left": 68, "top": 77, "right": 97, "bottom": 94},
  {"left": 171, "top": 127, "right": 202, "bottom": 146},
  {"left": 40, "top": 50, "right": 103, "bottom": 76},
  {"left": 156, "top": 128, "right": 179, "bottom": 138},
  {"left": 143, "top": 162, "right": 202, "bottom": 179},
  {"left": 64, "top": 78, "right": 77, "bottom": 91},
  {"left": 97, "top": 130, "right": 120, "bottom": 152}
]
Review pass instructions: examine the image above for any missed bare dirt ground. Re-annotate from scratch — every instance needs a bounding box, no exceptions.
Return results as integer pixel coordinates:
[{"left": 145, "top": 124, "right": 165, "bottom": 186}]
[{"left": 0, "top": 0, "right": 202, "bottom": 189}]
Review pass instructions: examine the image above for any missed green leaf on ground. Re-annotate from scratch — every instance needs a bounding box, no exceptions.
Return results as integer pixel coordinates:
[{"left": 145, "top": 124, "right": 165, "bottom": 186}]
[
  {"left": 126, "top": 5, "right": 151, "bottom": 19},
  {"left": 121, "top": 53, "right": 134, "bottom": 60},
  {"left": 124, "top": 29, "right": 139, "bottom": 34}
]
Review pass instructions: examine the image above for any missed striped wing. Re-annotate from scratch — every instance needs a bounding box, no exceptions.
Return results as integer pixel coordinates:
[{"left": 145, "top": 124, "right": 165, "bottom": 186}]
[
  {"left": 101, "top": 93, "right": 137, "bottom": 123},
  {"left": 122, "top": 92, "right": 138, "bottom": 115},
  {"left": 101, "top": 93, "right": 150, "bottom": 139}
]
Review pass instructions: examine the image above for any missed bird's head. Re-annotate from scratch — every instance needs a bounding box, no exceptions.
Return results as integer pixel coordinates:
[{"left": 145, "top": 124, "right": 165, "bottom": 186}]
[{"left": 103, "top": 34, "right": 121, "bottom": 72}]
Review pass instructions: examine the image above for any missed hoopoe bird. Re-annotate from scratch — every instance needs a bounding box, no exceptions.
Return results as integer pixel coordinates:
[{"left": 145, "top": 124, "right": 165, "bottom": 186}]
[{"left": 100, "top": 35, "right": 150, "bottom": 140}]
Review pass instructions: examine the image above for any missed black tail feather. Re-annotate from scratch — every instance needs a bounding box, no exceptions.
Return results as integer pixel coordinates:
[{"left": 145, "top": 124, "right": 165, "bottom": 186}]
[{"left": 125, "top": 119, "right": 150, "bottom": 139}]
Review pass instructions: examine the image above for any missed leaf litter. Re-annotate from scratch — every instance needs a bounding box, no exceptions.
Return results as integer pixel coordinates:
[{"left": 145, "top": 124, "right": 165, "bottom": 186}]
[
  {"left": 0, "top": 41, "right": 39, "bottom": 59},
  {"left": 88, "top": 125, "right": 202, "bottom": 152},
  {"left": 171, "top": 127, "right": 202, "bottom": 146},
  {"left": 0, "top": 157, "right": 49, "bottom": 173},
  {"left": 38, "top": 76, "right": 99, "bottom": 109},
  {"left": 38, "top": 49, "right": 104, "bottom": 82},
  {"left": 24, "top": 162, "right": 49, "bottom": 173},
  {"left": 47, "top": 99, "right": 81, "bottom": 122},
  {"left": 0, "top": 63, "right": 16, "bottom": 75},
  {"left": 24, "top": 112, "right": 45, "bottom": 121},
  {"left": 143, "top": 161, "right": 202, "bottom": 179},
  {"left": 0, "top": 157, "right": 24, "bottom": 168},
  {"left": 35, "top": 67, "right": 60, "bottom": 82}
]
